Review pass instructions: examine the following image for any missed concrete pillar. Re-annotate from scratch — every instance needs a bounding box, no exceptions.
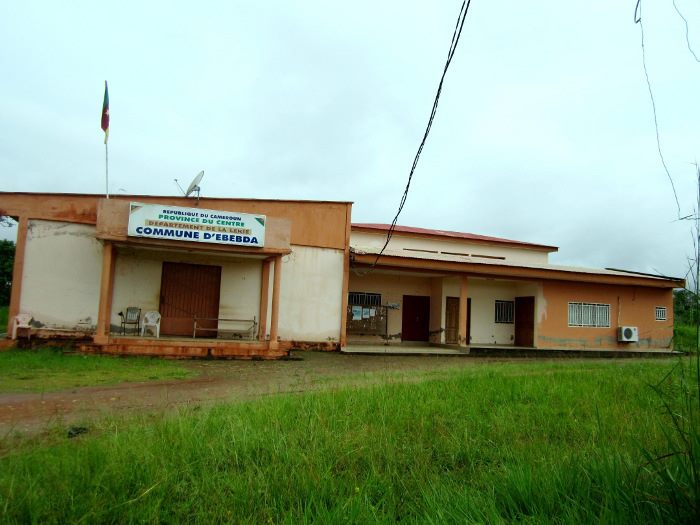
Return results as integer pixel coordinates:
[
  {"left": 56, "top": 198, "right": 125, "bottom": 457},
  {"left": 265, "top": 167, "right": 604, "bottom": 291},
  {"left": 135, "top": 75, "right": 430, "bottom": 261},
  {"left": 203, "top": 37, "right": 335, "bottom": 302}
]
[
  {"left": 429, "top": 277, "right": 443, "bottom": 343},
  {"left": 7, "top": 216, "right": 28, "bottom": 337},
  {"left": 258, "top": 258, "right": 271, "bottom": 341},
  {"left": 94, "top": 241, "right": 116, "bottom": 344},
  {"left": 269, "top": 255, "right": 282, "bottom": 349},
  {"left": 458, "top": 275, "right": 469, "bottom": 347}
]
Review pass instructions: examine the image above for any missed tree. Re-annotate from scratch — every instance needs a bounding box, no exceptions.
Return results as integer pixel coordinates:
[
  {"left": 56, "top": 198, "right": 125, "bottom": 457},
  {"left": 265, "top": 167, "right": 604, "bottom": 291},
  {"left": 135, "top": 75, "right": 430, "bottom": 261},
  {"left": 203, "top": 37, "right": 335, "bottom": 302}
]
[
  {"left": 674, "top": 288, "right": 697, "bottom": 325},
  {"left": 0, "top": 240, "right": 14, "bottom": 305}
]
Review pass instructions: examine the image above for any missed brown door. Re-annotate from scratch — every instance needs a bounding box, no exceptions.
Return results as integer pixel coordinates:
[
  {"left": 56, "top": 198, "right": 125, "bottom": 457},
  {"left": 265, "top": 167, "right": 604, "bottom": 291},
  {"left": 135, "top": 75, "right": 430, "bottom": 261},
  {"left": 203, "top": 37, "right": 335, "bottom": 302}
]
[
  {"left": 514, "top": 296, "right": 535, "bottom": 347},
  {"left": 159, "top": 262, "right": 222, "bottom": 337},
  {"left": 445, "top": 297, "right": 459, "bottom": 344},
  {"left": 402, "top": 295, "right": 430, "bottom": 342},
  {"left": 445, "top": 297, "right": 471, "bottom": 345}
]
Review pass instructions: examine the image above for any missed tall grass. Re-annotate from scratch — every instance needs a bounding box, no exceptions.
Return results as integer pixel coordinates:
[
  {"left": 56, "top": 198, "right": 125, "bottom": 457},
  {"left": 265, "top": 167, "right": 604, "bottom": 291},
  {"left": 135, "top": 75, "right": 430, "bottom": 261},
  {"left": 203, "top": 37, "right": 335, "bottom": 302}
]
[
  {"left": 675, "top": 324, "right": 698, "bottom": 353},
  {"left": 0, "top": 360, "right": 691, "bottom": 523},
  {"left": 642, "top": 354, "right": 700, "bottom": 523}
]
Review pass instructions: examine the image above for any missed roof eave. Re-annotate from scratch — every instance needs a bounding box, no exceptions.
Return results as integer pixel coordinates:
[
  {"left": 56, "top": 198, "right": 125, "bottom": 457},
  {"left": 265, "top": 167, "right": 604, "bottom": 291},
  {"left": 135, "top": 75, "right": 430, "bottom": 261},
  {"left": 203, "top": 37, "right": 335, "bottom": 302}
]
[{"left": 350, "top": 252, "right": 684, "bottom": 289}]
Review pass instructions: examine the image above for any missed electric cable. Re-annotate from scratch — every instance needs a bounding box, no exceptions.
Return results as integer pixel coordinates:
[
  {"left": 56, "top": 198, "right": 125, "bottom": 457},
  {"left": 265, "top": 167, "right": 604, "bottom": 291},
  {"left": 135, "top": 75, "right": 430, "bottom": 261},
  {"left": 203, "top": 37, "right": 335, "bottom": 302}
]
[
  {"left": 673, "top": 0, "right": 700, "bottom": 63},
  {"left": 363, "top": 0, "right": 473, "bottom": 273},
  {"left": 635, "top": 0, "right": 682, "bottom": 217}
]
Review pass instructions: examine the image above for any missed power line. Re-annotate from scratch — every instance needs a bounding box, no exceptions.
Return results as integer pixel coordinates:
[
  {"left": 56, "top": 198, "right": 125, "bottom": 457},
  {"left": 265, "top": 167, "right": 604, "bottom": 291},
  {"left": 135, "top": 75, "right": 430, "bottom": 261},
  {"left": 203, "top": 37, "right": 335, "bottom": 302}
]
[
  {"left": 635, "top": 0, "right": 682, "bottom": 217},
  {"left": 672, "top": 0, "right": 700, "bottom": 63},
  {"left": 365, "top": 0, "right": 473, "bottom": 272}
]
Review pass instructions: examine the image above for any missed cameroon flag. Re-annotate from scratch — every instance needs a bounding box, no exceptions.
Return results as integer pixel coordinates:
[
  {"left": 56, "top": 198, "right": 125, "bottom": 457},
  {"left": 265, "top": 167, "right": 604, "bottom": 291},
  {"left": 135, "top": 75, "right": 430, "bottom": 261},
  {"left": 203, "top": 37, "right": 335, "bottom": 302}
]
[{"left": 101, "top": 81, "right": 109, "bottom": 144}]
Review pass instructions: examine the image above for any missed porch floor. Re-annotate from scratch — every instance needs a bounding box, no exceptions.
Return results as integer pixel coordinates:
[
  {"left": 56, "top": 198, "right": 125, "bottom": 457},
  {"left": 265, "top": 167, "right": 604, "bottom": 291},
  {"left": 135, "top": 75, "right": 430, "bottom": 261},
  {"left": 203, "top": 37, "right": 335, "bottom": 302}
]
[
  {"left": 82, "top": 333, "right": 290, "bottom": 359},
  {"left": 343, "top": 342, "right": 681, "bottom": 357}
]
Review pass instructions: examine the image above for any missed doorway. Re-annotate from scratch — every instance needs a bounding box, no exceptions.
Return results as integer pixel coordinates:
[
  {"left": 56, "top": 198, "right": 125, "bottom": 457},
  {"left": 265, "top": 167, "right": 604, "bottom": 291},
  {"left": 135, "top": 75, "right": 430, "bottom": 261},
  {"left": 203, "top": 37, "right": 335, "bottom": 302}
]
[
  {"left": 514, "top": 296, "right": 535, "bottom": 347},
  {"left": 445, "top": 296, "right": 471, "bottom": 345},
  {"left": 159, "top": 262, "right": 222, "bottom": 337},
  {"left": 401, "top": 295, "right": 430, "bottom": 342}
]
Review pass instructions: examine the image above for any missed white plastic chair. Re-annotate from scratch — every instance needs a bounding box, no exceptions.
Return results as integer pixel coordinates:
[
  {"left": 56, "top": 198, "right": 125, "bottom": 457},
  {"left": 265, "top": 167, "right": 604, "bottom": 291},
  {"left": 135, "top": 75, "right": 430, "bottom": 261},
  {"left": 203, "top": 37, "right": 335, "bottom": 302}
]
[
  {"left": 11, "top": 313, "right": 32, "bottom": 340},
  {"left": 141, "top": 311, "right": 161, "bottom": 338}
]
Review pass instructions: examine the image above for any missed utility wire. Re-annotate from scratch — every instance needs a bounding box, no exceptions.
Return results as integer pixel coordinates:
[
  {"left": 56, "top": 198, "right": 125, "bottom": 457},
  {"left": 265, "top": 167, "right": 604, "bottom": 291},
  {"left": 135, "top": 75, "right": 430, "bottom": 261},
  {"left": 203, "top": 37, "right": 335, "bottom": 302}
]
[
  {"left": 672, "top": 0, "right": 700, "bottom": 63},
  {"left": 365, "top": 0, "right": 473, "bottom": 271},
  {"left": 635, "top": 0, "right": 682, "bottom": 217}
]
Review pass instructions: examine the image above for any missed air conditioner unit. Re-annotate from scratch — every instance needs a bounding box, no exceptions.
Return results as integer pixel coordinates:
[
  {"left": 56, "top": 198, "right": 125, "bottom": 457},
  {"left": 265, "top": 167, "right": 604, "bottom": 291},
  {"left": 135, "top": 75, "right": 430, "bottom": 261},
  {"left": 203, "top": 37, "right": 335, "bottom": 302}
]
[{"left": 618, "top": 326, "right": 639, "bottom": 343}]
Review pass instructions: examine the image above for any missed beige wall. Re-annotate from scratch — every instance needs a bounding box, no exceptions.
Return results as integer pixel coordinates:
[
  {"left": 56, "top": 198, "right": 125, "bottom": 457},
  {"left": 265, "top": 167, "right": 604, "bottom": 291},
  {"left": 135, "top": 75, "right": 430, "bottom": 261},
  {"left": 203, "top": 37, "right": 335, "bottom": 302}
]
[
  {"left": 110, "top": 248, "right": 262, "bottom": 332},
  {"left": 351, "top": 231, "right": 549, "bottom": 265},
  {"left": 350, "top": 272, "right": 545, "bottom": 346},
  {"left": 20, "top": 224, "right": 343, "bottom": 342},
  {"left": 442, "top": 277, "right": 535, "bottom": 345},
  {"left": 277, "top": 246, "right": 345, "bottom": 341},
  {"left": 20, "top": 220, "right": 102, "bottom": 329}
]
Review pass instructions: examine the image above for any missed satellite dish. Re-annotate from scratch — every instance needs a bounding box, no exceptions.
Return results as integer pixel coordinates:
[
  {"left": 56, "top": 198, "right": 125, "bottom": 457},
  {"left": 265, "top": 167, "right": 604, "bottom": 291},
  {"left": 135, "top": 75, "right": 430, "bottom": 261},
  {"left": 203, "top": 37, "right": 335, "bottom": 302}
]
[{"left": 185, "top": 171, "right": 204, "bottom": 199}]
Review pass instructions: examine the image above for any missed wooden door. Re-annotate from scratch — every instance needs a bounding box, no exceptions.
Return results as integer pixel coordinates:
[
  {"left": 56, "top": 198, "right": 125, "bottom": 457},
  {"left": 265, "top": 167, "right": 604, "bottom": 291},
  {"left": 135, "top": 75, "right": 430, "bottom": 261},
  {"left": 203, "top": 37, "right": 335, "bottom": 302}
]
[
  {"left": 514, "top": 296, "right": 535, "bottom": 347},
  {"left": 444, "top": 297, "right": 471, "bottom": 344},
  {"left": 445, "top": 296, "right": 459, "bottom": 344},
  {"left": 159, "top": 262, "right": 222, "bottom": 337},
  {"left": 402, "top": 295, "right": 430, "bottom": 342}
]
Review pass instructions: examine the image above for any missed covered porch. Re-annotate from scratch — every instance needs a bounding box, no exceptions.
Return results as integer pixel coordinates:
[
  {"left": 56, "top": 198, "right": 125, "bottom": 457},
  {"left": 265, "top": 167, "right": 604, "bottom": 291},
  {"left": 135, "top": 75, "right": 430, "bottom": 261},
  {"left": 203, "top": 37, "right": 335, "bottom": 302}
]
[
  {"left": 346, "top": 263, "right": 541, "bottom": 351},
  {"left": 91, "top": 199, "right": 292, "bottom": 359}
]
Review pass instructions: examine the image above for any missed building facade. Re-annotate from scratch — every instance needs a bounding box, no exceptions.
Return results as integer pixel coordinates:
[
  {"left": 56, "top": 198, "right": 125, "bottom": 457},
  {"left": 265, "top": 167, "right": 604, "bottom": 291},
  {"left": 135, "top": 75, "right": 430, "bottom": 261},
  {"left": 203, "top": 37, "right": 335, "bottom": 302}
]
[
  {"left": 0, "top": 192, "right": 683, "bottom": 357},
  {"left": 348, "top": 224, "right": 681, "bottom": 351},
  {"left": 1, "top": 193, "right": 351, "bottom": 358}
]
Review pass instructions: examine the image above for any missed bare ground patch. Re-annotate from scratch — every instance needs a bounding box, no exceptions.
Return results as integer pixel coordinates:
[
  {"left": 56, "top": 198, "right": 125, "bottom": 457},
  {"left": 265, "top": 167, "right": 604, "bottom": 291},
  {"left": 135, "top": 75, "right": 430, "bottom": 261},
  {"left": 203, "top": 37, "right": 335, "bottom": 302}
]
[{"left": 0, "top": 351, "right": 664, "bottom": 438}]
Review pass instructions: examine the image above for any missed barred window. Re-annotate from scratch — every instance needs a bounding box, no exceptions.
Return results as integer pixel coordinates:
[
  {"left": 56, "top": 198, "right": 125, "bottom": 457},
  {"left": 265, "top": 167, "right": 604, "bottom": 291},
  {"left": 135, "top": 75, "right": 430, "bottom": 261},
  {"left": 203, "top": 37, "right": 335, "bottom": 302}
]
[
  {"left": 348, "top": 292, "right": 382, "bottom": 306},
  {"left": 655, "top": 307, "right": 667, "bottom": 321},
  {"left": 495, "top": 300, "right": 514, "bottom": 324},
  {"left": 568, "top": 302, "right": 610, "bottom": 327}
]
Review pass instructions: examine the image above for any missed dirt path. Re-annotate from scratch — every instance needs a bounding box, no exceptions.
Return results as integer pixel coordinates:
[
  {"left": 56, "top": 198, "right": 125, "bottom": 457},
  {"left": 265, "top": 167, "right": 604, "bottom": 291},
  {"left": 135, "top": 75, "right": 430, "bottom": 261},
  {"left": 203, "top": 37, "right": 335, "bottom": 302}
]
[
  {"left": 0, "top": 352, "right": 503, "bottom": 436},
  {"left": 0, "top": 352, "right": 661, "bottom": 438}
]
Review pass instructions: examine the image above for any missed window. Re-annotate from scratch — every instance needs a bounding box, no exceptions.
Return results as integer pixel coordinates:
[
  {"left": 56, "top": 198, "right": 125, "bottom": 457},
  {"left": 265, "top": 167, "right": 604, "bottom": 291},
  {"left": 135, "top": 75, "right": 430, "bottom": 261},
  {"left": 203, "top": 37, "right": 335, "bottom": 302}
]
[
  {"left": 568, "top": 302, "right": 610, "bottom": 327},
  {"left": 348, "top": 292, "right": 381, "bottom": 306},
  {"left": 655, "top": 306, "right": 667, "bottom": 321},
  {"left": 495, "top": 300, "right": 514, "bottom": 324},
  {"left": 347, "top": 292, "right": 385, "bottom": 336}
]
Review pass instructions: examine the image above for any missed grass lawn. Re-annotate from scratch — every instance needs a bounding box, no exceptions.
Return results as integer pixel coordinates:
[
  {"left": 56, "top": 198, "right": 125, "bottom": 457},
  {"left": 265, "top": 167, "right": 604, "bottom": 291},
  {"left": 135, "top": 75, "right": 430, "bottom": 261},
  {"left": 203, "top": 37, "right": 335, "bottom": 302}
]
[
  {"left": 1, "top": 358, "right": 698, "bottom": 523},
  {"left": 0, "top": 347, "right": 194, "bottom": 393}
]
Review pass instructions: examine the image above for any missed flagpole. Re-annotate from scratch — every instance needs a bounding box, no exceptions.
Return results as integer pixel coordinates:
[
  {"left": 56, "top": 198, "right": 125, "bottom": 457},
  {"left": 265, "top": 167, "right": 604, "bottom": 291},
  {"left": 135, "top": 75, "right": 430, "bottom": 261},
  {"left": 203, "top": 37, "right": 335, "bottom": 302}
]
[
  {"left": 101, "top": 80, "right": 110, "bottom": 199},
  {"left": 105, "top": 141, "right": 109, "bottom": 199}
]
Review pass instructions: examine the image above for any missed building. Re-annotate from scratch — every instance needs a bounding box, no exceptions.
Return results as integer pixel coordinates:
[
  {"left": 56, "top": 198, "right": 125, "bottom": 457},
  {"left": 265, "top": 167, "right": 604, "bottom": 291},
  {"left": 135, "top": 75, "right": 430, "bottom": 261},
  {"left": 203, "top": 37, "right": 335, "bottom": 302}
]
[
  {"left": 348, "top": 224, "right": 681, "bottom": 351},
  {"left": 1, "top": 193, "right": 351, "bottom": 358},
  {"left": 0, "top": 192, "right": 683, "bottom": 357}
]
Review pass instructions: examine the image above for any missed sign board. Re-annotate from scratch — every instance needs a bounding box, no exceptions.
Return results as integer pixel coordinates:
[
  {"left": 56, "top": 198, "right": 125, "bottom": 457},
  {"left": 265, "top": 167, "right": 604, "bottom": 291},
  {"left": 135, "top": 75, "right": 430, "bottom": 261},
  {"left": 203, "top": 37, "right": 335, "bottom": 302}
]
[{"left": 127, "top": 202, "right": 265, "bottom": 248}]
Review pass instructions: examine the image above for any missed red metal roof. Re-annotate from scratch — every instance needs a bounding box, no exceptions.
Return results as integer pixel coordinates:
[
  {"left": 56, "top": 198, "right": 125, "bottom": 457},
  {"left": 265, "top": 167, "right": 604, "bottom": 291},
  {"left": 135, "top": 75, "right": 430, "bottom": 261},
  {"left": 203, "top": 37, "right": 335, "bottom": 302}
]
[{"left": 352, "top": 223, "right": 558, "bottom": 252}]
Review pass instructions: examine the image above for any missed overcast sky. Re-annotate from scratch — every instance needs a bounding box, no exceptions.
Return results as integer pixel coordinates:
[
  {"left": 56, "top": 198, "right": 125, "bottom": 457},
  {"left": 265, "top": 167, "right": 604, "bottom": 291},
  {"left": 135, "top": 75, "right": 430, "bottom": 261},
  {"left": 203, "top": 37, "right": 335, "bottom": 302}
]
[{"left": 1, "top": 1, "right": 699, "bottom": 280}]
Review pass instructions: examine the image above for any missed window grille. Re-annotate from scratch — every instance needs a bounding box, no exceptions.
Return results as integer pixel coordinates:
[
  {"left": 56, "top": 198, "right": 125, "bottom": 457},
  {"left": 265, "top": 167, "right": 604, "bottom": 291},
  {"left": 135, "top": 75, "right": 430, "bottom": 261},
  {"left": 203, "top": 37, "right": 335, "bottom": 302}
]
[
  {"left": 655, "top": 307, "right": 667, "bottom": 321},
  {"left": 348, "top": 292, "right": 382, "bottom": 306},
  {"left": 495, "top": 300, "right": 514, "bottom": 324},
  {"left": 568, "top": 302, "right": 610, "bottom": 327}
]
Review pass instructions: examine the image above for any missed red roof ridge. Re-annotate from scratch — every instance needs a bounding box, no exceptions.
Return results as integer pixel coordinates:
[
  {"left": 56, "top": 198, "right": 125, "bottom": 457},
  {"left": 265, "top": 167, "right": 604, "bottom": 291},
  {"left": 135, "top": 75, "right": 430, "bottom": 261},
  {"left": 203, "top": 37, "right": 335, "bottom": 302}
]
[{"left": 351, "top": 223, "right": 558, "bottom": 252}]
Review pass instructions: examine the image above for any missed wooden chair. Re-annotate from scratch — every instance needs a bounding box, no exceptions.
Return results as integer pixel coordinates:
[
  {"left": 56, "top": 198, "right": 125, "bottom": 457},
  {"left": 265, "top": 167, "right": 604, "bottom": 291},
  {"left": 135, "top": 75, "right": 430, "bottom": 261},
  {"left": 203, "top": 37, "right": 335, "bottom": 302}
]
[{"left": 119, "top": 307, "right": 141, "bottom": 335}]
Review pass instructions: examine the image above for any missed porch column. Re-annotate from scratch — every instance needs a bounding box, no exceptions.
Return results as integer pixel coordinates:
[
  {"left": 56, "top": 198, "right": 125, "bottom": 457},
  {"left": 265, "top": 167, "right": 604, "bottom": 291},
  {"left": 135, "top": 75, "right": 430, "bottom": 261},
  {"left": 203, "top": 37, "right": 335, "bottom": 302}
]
[
  {"left": 94, "top": 241, "right": 116, "bottom": 344},
  {"left": 429, "top": 278, "right": 443, "bottom": 343},
  {"left": 269, "top": 255, "right": 282, "bottom": 349},
  {"left": 258, "top": 258, "right": 271, "bottom": 341},
  {"left": 7, "top": 216, "right": 28, "bottom": 336},
  {"left": 458, "top": 275, "right": 469, "bottom": 347}
]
